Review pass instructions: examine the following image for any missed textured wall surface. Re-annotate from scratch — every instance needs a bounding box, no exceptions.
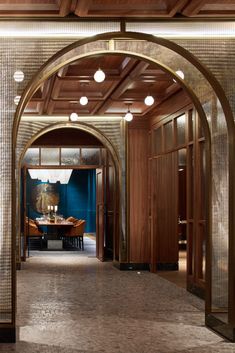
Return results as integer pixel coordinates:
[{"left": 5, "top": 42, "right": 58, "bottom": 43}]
[{"left": 0, "top": 31, "right": 234, "bottom": 325}]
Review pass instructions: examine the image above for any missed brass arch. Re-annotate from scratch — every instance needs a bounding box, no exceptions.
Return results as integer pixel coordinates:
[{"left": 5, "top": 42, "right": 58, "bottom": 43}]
[
  {"left": 17, "top": 121, "right": 122, "bottom": 263},
  {"left": 18, "top": 122, "right": 120, "bottom": 172},
  {"left": 13, "top": 31, "right": 235, "bottom": 140},
  {"left": 12, "top": 31, "right": 235, "bottom": 331}
]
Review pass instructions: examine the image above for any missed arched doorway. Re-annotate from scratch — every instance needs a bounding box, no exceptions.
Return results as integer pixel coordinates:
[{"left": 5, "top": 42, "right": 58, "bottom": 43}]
[
  {"left": 9, "top": 32, "right": 235, "bottom": 341},
  {"left": 18, "top": 123, "right": 120, "bottom": 264}
]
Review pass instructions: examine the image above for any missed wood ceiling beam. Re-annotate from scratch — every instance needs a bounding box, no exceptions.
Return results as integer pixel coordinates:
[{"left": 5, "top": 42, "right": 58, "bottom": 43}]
[
  {"left": 95, "top": 61, "right": 149, "bottom": 115},
  {"left": 146, "top": 86, "right": 182, "bottom": 119},
  {"left": 111, "top": 61, "right": 149, "bottom": 99},
  {"left": 182, "top": 0, "right": 206, "bottom": 16},
  {"left": 58, "top": 0, "right": 73, "bottom": 17},
  {"left": 74, "top": 0, "right": 92, "bottom": 16},
  {"left": 168, "top": 0, "right": 189, "bottom": 17},
  {"left": 42, "top": 76, "right": 57, "bottom": 114}
]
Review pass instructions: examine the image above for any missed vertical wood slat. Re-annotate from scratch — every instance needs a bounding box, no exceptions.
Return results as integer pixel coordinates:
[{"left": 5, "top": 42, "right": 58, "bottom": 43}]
[
  {"left": 105, "top": 151, "right": 115, "bottom": 258},
  {"left": 153, "top": 151, "right": 178, "bottom": 265},
  {"left": 96, "top": 168, "right": 105, "bottom": 261},
  {"left": 129, "top": 128, "right": 149, "bottom": 263}
]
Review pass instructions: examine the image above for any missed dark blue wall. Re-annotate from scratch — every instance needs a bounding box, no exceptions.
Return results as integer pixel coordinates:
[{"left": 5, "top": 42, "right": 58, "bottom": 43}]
[{"left": 26, "top": 169, "right": 96, "bottom": 232}]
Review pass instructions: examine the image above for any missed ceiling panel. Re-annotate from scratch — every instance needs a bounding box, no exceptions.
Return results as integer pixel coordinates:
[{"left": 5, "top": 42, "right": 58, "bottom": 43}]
[
  {"left": 0, "top": 0, "right": 233, "bottom": 18},
  {"left": 24, "top": 54, "right": 183, "bottom": 120}
]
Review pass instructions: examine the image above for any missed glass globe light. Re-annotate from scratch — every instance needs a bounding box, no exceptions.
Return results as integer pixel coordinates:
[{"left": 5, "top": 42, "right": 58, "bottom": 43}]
[
  {"left": 176, "top": 70, "right": 184, "bottom": 80},
  {"left": 124, "top": 111, "right": 133, "bottom": 122},
  {"left": 144, "top": 95, "right": 154, "bottom": 106},
  {"left": 14, "top": 95, "right": 21, "bottom": 105},
  {"left": 94, "top": 68, "right": 105, "bottom": 83},
  {"left": 70, "top": 112, "right": 79, "bottom": 121},
  {"left": 79, "top": 96, "right": 88, "bottom": 106},
  {"left": 13, "top": 70, "right": 24, "bottom": 82}
]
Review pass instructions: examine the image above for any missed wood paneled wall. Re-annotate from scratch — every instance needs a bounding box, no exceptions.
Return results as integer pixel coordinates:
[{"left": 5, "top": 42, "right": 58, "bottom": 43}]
[
  {"left": 128, "top": 91, "right": 191, "bottom": 265},
  {"left": 128, "top": 126, "right": 149, "bottom": 263},
  {"left": 152, "top": 152, "right": 178, "bottom": 266},
  {"left": 150, "top": 90, "right": 192, "bottom": 127}
]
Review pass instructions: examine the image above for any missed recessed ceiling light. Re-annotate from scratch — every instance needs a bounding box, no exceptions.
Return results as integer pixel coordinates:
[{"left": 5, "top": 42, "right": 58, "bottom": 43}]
[
  {"left": 70, "top": 112, "right": 79, "bottom": 121},
  {"left": 79, "top": 96, "right": 88, "bottom": 106},
  {"left": 13, "top": 70, "right": 24, "bottom": 82},
  {"left": 144, "top": 95, "right": 154, "bottom": 106},
  {"left": 94, "top": 68, "right": 105, "bottom": 83}
]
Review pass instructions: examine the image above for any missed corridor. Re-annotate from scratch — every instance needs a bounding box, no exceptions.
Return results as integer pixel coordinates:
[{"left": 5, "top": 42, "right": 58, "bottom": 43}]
[{"left": 0, "top": 248, "right": 233, "bottom": 353}]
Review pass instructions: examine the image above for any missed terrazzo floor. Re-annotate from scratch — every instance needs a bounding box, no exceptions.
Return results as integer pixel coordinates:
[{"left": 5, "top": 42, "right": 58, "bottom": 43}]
[{"left": 1, "top": 237, "right": 235, "bottom": 353}]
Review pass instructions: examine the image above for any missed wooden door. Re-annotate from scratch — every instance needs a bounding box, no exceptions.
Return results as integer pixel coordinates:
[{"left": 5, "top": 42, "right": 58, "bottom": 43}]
[
  {"left": 152, "top": 151, "right": 178, "bottom": 270},
  {"left": 105, "top": 155, "right": 115, "bottom": 259},
  {"left": 96, "top": 168, "right": 105, "bottom": 261}
]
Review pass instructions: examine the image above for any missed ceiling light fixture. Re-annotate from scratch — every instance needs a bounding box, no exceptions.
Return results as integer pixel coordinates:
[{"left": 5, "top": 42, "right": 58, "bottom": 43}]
[
  {"left": 173, "top": 70, "right": 185, "bottom": 83},
  {"left": 70, "top": 112, "right": 79, "bottom": 121},
  {"left": 28, "top": 169, "right": 73, "bottom": 184},
  {"left": 94, "top": 68, "right": 105, "bottom": 83},
  {"left": 14, "top": 95, "right": 21, "bottom": 105},
  {"left": 124, "top": 104, "right": 133, "bottom": 122},
  {"left": 79, "top": 96, "right": 88, "bottom": 106},
  {"left": 176, "top": 70, "right": 185, "bottom": 80},
  {"left": 144, "top": 95, "right": 154, "bottom": 106},
  {"left": 13, "top": 70, "right": 24, "bottom": 82}
]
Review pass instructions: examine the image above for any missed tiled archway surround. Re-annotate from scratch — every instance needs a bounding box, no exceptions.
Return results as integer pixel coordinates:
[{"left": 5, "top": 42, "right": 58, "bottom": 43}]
[{"left": 0, "top": 29, "right": 234, "bottom": 340}]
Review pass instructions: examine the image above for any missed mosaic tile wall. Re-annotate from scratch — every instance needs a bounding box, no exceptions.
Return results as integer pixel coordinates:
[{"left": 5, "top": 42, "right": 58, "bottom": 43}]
[
  {"left": 0, "top": 32, "right": 234, "bottom": 325},
  {"left": 174, "top": 38, "right": 235, "bottom": 312}
]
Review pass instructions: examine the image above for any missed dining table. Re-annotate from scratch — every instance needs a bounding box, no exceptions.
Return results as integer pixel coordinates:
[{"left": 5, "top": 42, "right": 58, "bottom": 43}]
[
  {"left": 36, "top": 219, "right": 74, "bottom": 227},
  {"left": 35, "top": 218, "right": 74, "bottom": 249}
]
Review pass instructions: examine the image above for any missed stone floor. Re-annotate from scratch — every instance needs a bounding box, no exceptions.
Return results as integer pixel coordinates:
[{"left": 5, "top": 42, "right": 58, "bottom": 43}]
[
  {"left": 0, "top": 238, "right": 235, "bottom": 353},
  {"left": 158, "top": 250, "right": 187, "bottom": 289}
]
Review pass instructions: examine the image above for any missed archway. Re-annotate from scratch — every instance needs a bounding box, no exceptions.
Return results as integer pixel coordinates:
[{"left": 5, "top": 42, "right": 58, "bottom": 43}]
[
  {"left": 18, "top": 122, "right": 120, "bottom": 263},
  {"left": 10, "top": 32, "right": 235, "bottom": 341}
]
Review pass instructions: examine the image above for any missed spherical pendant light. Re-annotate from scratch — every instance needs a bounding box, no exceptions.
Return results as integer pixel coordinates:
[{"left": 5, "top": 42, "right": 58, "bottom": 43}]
[
  {"left": 14, "top": 95, "right": 21, "bottom": 105},
  {"left": 13, "top": 70, "right": 24, "bottom": 82},
  {"left": 124, "top": 111, "right": 133, "bottom": 122},
  {"left": 176, "top": 70, "right": 184, "bottom": 80},
  {"left": 144, "top": 95, "right": 154, "bottom": 106},
  {"left": 70, "top": 112, "right": 79, "bottom": 121},
  {"left": 94, "top": 68, "right": 105, "bottom": 83},
  {"left": 79, "top": 96, "right": 88, "bottom": 106}
]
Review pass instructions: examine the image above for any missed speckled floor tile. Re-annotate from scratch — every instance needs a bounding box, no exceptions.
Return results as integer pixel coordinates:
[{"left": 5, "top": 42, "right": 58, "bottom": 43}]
[{"left": 0, "top": 241, "right": 234, "bottom": 353}]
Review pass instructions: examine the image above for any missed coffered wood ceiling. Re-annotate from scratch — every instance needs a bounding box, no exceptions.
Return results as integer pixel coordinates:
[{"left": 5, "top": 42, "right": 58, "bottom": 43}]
[
  {"left": 25, "top": 54, "right": 182, "bottom": 120},
  {"left": 0, "top": 0, "right": 234, "bottom": 18}
]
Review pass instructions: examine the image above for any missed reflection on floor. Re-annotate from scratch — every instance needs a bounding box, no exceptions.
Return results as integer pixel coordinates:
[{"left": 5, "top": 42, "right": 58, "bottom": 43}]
[
  {"left": 0, "top": 248, "right": 232, "bottom": 352},
  {"left": 157, "top": 250, "right": 187, "bottom": 289}
]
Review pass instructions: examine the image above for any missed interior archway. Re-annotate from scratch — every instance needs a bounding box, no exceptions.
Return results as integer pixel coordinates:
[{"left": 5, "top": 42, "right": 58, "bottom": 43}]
[
  {"left": 12, "top": 32, "right": 235, "bottom": 339},
  {"left": 18, "top": 122, "right": 120, "bottom": 263}
]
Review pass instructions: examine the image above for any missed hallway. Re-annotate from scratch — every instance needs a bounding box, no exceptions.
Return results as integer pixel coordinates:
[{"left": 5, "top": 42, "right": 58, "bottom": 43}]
[{"left": 0, "top": 251, "right": 233, "bottom": 352}]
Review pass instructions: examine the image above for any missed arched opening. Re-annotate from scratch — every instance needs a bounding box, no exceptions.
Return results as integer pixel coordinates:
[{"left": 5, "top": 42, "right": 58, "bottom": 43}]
[
  {"left": 18, "top": 123, "right": 120, "bottom": 264},
  {"left": 10, "top": 32, "right": 235, "bottom": 341}
]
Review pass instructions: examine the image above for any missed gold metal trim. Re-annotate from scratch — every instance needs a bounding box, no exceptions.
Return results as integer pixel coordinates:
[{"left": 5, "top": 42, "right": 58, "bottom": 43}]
[{"left": 11, "top": 31, "right": 235, "bottom": 333}]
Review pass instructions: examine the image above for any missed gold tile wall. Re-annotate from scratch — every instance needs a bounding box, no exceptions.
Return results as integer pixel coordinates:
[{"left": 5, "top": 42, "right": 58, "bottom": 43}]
[{"left": 0, "top": 32, "right": 234, "bottom": 326}]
